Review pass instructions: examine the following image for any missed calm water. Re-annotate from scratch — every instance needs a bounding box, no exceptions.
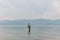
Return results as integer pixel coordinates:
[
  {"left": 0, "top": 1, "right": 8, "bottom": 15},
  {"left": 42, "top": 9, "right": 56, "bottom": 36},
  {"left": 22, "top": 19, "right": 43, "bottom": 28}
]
[{"left": 0, "top": 25, "right": 60, "bottom": 40}]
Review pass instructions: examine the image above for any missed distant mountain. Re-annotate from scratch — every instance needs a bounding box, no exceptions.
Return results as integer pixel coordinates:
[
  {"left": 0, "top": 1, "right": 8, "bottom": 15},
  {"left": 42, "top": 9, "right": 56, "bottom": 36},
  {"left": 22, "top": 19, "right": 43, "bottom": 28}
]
[{"left": 0, "top": 19, "right": 60, "bottom": 25}]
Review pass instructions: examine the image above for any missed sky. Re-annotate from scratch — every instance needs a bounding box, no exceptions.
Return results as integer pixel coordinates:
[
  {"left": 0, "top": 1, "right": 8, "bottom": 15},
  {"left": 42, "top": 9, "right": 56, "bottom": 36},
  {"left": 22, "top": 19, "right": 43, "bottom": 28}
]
[{"left": 0, "top": 0, "right": 60, "bottom": 20}]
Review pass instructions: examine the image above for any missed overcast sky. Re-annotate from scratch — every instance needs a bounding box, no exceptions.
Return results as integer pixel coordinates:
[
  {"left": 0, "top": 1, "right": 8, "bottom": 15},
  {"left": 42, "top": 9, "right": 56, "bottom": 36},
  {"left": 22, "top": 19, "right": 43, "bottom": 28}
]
[{"left": 0, "top": 0, "right": 60, "bottom": 20}]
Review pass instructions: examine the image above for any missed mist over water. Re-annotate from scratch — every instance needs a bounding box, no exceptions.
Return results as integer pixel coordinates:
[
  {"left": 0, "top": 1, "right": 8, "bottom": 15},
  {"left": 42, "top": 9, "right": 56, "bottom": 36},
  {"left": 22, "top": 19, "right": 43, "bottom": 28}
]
[{"left": 0, "top": 25, "right": 60, "bottom": 40}]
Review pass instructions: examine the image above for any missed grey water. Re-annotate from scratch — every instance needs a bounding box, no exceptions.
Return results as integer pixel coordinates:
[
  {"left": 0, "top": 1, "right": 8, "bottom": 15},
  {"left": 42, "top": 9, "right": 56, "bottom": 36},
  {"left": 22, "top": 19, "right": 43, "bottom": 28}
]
[{"left": 0, "top": 25, "right": 60, "bottom": 40}]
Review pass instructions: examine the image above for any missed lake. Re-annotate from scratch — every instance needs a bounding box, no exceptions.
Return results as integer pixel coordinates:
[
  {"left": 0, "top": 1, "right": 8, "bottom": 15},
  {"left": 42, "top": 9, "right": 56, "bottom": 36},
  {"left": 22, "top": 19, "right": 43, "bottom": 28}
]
[{"left": 0, "top": 25, "right": 60, "bottom": 40}]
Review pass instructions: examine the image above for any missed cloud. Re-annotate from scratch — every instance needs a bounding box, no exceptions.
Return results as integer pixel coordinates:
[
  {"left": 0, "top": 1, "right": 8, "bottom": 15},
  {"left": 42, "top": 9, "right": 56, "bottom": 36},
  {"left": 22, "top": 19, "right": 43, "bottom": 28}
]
[
  {"left": 15, "top": 0, "right": 51, "bottom": 19},
  {"left": 41, "top": 0, "right": 60, "bottom": 20},
  {"left": 0, "top": 0, "right": 16, "bottom": 20},
  {"left": 0, "top": 0, "right": 60, "bottom": 20}
]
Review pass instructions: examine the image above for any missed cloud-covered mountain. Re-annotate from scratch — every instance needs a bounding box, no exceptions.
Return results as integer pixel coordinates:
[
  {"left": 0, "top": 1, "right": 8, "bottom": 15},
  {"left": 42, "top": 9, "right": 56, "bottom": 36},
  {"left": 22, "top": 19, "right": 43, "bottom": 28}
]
[{"left": 0, "top": 19, "right": 60, "bottom": 25}]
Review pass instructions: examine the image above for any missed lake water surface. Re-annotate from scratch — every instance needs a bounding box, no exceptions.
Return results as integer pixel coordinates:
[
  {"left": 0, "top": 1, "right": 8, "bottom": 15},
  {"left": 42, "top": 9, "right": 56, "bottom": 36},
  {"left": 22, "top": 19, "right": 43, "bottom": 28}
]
[{"left": 0, "top": 25, "right": 60, "bottom": 40}]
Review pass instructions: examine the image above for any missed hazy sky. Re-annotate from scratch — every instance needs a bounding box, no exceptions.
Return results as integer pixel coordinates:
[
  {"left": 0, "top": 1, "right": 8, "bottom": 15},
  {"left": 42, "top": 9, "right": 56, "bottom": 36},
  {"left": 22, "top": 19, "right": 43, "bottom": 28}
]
[{"left": 0, "top": 0, "right": 60, "bottom": 20}]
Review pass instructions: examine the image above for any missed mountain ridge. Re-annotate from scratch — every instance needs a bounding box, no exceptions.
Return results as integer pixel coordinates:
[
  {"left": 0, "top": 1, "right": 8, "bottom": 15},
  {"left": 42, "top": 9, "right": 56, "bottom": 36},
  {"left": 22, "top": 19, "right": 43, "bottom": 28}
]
[{"left": 0, "top": 19, "right": 60, "bottom": 25}]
